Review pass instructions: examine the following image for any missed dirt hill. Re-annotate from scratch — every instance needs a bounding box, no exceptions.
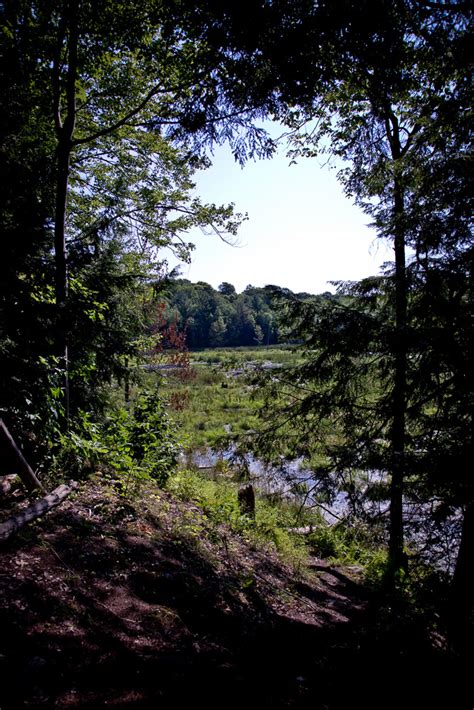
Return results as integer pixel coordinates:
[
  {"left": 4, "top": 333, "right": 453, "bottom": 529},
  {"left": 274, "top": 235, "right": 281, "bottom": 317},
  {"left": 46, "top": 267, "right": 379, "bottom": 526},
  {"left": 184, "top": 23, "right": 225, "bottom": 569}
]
[{"left": 0, "top": 479, "right": 469, "bottom": 709}]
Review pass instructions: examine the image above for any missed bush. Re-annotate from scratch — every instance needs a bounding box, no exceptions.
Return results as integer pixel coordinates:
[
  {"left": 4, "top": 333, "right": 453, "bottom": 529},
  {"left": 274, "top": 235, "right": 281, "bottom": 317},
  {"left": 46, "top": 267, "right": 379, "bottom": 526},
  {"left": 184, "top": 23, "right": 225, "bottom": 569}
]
[
  {"left": 48, "top": 410, "right": 108, "bottom": 481},
  {"left": 50, "top": 387, "right": 179, "bottom": 492},
  {"left": 308, "top": 525, "right": 341, "bottom": 559},
  {"left": 128, "top": 388, "right": 179, "bottom": 486}
]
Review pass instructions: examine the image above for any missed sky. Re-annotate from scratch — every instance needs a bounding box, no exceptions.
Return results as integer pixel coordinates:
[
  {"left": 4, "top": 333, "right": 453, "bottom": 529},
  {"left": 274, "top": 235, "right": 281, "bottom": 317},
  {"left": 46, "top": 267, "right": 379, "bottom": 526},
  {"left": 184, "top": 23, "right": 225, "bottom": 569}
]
[{"left": 168, "top": 132, "right": 394, "bottom": 295}]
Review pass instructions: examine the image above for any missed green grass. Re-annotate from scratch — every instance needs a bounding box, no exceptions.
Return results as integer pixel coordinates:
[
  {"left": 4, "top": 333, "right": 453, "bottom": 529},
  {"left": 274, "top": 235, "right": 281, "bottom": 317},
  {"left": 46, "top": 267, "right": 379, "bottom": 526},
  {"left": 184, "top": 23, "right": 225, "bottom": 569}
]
[
  {"left": 190, "top": 345, "right": 302, "bottom": 368},
  {"left": 165, "top": 466, "right": 321, "bottom": 570},
  {"left": 157, "top": 347, "right": 300, "bottom": 451},
  {"left": 164, "top": 465, "right": 389, "bottom": 578}
]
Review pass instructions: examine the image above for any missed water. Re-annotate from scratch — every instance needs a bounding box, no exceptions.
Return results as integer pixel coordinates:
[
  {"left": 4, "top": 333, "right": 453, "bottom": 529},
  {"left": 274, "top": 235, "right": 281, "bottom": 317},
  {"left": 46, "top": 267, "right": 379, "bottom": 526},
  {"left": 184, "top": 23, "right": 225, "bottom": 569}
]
[
  {"left": 179, "top": 446, "right": 461, "bottom": 572},
  {"left": 181, "top": 446, "right": 355, "bottom": 523}
]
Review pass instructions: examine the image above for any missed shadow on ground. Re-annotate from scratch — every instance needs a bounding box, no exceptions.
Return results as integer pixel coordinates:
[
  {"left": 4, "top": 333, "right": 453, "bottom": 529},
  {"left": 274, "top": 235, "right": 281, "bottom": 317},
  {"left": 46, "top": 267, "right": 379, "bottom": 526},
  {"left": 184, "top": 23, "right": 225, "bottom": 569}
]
[{"left": 0, "top": 486, "right": 471, "bottom": 709}]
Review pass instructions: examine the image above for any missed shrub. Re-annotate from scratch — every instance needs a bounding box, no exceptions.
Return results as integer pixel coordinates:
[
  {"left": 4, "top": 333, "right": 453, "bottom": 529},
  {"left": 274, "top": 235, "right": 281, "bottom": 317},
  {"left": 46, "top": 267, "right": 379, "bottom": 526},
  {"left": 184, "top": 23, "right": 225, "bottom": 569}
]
[
  {"left": 50, "top": 387, "right": 179, "bottom": 492},
  {"left": 125, "top": 388, "right": 179, "bottom": 486}
]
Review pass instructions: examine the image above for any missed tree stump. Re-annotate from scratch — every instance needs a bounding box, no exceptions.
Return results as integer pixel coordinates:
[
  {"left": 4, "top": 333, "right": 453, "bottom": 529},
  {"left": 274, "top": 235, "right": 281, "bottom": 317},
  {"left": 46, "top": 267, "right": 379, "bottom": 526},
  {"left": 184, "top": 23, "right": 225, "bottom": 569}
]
[{"left": 238, "top": 484, "right": 255, "bottom": 519}]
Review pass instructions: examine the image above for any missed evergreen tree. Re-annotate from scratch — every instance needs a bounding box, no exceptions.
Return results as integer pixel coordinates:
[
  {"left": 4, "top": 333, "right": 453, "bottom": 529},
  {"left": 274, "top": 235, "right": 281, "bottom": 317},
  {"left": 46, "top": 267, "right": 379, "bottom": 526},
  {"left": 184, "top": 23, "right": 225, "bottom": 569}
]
[{"left": 265, "top": 0, "right": 472, "bottom": 581}]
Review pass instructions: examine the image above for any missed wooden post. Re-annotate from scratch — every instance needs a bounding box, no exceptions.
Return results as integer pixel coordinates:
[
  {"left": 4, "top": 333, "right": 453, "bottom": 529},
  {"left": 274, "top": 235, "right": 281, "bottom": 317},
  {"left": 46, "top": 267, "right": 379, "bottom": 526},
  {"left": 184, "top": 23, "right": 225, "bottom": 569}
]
[
  {"left": 0, "top": 419, "right": 45, "bottom": 492},
  {"left": 238, "top": 484, "right": 255, "bottom": 519}
]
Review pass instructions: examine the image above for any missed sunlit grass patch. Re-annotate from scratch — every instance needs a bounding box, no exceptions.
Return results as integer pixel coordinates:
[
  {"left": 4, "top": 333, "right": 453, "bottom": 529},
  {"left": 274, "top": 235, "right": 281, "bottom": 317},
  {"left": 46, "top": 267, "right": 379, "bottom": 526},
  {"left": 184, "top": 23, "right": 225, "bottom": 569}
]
[
  {"left": 165, "top": 467, "right": 320, "bottom": 570},
  {"left": 157, "top": 348, "right": 284, "bottom": 451}
]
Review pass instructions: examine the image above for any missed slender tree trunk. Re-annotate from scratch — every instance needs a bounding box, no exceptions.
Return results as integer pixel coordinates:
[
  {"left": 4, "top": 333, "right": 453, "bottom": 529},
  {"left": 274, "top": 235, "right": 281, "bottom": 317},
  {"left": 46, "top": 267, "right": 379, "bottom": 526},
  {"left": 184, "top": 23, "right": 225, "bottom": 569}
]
[
  {"left": 124, "top": 357, "right": 130, "bottom": 403},
  {"left": 450, "top": 392, "right": 474, "bottom": 649},
  {"left": 53, "top": 1, "right": 78, "bottom": 425},
  {"left": 389, "top": 170, "right": 408, "bottom": 575},
  {"left": 449, "top": 501, "right": 474, "bottom": 650},
  {"left": 55, "top": 137, "right": 72, "bottom": 422},
  {"left": 54, "top": 140, "right": 71, "bottom": 307},
  {"left": 386, "top": 112, "right": 408, "bottom": 579}
]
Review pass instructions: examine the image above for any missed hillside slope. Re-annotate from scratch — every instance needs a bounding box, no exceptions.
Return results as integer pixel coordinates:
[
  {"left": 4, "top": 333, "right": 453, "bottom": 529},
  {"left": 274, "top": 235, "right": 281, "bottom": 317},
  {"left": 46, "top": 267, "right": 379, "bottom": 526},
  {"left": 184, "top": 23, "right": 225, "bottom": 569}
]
[{"left": 0, "top": 480, "right": 469, "bottom": 709}]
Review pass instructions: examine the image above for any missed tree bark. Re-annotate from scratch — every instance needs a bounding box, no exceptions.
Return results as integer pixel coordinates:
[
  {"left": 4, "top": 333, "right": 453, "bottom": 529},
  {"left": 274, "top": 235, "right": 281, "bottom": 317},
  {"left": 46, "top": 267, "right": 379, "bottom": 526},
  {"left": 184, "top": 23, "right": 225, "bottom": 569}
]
[
  {"left": 449, "top": 501, "right": 474, "bottom": 650},
  {"left": 124, "top": 357, "right": 130, "bottom": 403},
  {"left": 389, "top": 170, "right": 408, "bottom": 575},
  {"left": 53, "top": 0, "right": 79, "bottom": 425},
  {"left": 386, "top": 111, "right": 408, "bottom": 578},
  {"left": 55, "top": 137, "right": 72, "bottom": 422},
  {"left": 0, "top": 419, "right": 45, "bottom": 493}
]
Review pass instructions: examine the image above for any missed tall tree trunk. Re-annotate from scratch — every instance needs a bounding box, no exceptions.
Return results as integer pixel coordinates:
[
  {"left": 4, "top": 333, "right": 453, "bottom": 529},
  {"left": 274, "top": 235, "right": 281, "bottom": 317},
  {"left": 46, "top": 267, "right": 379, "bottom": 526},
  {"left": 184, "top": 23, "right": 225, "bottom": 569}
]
[
  {"left": 386, "top": 112, "right": 408, "bottom": 579},
  {"left": 389, "top": 170, "right": 408, "bottom": 575},
  {"left": 124, "top": 357, "right": 130, "bottom": 403},
  {"left": 450, "top": 391, "right": 474, "bottom": 649},
  {"left": 449, "top": 501, "right": 474, "bottom": 650},
  {"left": 55, "top": 137, "right": 72, "bottom": 422},
  {"left": 53, "top": 0, "right": 78, "bottom": 425}
]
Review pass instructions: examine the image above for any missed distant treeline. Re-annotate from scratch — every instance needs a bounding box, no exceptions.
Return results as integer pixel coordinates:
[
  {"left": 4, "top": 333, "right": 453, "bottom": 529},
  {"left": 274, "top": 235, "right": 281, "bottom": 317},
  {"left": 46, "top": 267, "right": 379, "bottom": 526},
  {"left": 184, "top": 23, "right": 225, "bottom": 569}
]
[{"left": 161, "top": 280, "right": 329, "bottom": 349}]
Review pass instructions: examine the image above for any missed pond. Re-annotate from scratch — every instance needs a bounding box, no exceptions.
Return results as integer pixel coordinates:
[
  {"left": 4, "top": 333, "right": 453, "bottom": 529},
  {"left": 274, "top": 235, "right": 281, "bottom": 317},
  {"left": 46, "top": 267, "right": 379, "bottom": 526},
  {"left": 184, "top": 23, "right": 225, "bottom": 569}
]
[{"left": 179, "top": 445, "right": 461, "bottom": 573}]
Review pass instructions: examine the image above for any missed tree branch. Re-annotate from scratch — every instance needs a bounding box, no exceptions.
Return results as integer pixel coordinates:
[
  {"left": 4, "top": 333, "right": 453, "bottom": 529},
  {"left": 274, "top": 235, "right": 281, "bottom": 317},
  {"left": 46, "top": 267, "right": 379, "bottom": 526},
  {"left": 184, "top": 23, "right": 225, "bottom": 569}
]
[
  {"left": 419, "top": 1, "right": 471, "bottom": 11},
  {"left": 73, "top": 83, "right": 167, "bottom": 146}
]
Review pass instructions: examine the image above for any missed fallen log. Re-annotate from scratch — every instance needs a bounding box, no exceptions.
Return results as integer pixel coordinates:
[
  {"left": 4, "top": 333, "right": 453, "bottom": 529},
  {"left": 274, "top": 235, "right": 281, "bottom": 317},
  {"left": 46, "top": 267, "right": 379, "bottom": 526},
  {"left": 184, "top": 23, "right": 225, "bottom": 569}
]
[
  {"left": 287, "top": 525, "right": 316, "bottom": 535},
  {"left": 0, "top": 482, "right": 78, "bottom": 542}
]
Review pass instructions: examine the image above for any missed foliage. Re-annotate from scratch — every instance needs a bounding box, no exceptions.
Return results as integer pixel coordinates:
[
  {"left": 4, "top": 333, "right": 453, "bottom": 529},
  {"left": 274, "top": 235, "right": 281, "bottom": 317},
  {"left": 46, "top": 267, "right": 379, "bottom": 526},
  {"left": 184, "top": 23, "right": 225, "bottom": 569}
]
[
  {"left": 0, "top": 0, "right": 276, "bottom": 457},
  {"left": 161, "top": 279, "right": 322, "bottom": 349},
  {"left": 305, "top": 521, "right": 389, "bottom": 590},
  {"left": 0, "top": 0, "right": 57, "bottom": 455},
  {"left": 163, "top": 279, "right": 278, "bottom": 348},
  {"left": 127, "top": 388, "right": 179, "bottom": 486},
  {"left": 253, "top": 1, "right": 473, "bottom": 588},
  {"left": 49, "top": 411, "right": 108, "bottom": 481},
  {"left": 48, "top": 386, "right": 178, "bottom": 492},
  {"left": 1, "top": 0, "right": 472, "bottom": 642},
  {"left": 166, "top": 466, "right": 312, "bottom": 568}
]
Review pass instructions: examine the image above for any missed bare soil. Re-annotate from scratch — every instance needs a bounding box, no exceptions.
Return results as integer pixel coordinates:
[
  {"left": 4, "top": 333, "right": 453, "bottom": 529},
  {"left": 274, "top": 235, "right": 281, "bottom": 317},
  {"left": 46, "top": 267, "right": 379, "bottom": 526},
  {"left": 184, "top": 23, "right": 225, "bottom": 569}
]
[{"left": 0, "top": 479, "right": 470, "bottom": 709}]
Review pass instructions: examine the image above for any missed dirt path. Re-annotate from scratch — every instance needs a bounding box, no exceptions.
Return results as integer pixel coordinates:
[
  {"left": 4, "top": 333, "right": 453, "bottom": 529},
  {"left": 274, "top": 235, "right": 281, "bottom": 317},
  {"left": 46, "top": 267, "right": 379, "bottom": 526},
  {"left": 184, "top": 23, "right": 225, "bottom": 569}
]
[{"left": 0, "top": 481, "right": 469, "bottom": 709}]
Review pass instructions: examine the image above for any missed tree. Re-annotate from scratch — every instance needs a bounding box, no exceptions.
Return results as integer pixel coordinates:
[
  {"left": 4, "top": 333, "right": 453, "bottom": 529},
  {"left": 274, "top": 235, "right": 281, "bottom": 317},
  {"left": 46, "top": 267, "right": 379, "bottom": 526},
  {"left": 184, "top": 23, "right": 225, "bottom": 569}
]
[
  {"left": 162, "top": 279, "right": 283, "bottom": 348},
  {"left": 265, "top": 0, "right": 472, "bottom": 581},
  {"left": 2, "top": 0, "right": 278, "bottom": 435},
  {"left": 218, "top": 282, "right": 237, "bottom": 297},
  {"left": 45, "top": 0, "right": 247, "bottom": 419},
  {"left": 0, "top": 0, "right": 58, "bottom": 454}
]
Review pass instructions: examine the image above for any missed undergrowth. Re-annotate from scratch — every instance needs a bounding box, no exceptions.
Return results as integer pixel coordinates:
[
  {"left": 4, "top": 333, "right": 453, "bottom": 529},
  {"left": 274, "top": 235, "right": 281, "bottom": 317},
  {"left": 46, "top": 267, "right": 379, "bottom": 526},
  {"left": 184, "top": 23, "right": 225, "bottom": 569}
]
[
  {"left": 43, "top": 345, "right": 435, "bottom": 604},
  {"left": 46, "top": 386, "right": 179, "bottom": 495},
  {"left": 164, "top": 466, "right": 393, "bottom": 587},
  {"left": 165, "top": 467, "right": 314, "bottom": 571}
]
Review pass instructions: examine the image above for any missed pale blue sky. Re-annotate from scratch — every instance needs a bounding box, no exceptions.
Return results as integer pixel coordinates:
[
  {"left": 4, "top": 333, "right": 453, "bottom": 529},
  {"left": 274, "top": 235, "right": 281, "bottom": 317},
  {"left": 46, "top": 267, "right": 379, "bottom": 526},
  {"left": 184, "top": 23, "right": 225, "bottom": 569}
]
[{"left": 169, "top": 133, "right": 393, "bottom": 295}]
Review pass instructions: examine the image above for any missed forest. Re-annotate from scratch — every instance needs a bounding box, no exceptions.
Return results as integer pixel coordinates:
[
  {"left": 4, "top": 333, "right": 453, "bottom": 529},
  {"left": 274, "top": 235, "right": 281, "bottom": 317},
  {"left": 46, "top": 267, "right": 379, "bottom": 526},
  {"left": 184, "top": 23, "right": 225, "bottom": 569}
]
[
  {"left": 0, "top": 1, "right": 472, "bottom": 708},
  {"left": 161, "top": 279, "right": 325, "bottom": 347}
]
